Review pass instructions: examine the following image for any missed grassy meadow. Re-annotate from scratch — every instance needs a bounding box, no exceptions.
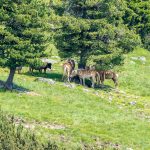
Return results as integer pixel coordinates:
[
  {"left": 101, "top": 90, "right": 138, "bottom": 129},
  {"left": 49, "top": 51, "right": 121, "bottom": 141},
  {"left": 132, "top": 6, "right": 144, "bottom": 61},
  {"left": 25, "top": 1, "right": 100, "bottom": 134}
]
[{"left": 0, "top": 48, "right": 150, "bottom": 149}]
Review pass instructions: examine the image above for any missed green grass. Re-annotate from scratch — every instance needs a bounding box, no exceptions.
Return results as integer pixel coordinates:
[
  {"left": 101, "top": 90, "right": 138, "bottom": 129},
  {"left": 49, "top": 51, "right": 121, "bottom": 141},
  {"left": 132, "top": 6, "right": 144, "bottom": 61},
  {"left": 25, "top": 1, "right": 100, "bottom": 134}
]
[
  {"left": 116, "top": 47, "right": 150, "bottom": 97},
  {"left": 0, "top": 48, "right": 150, "bottom": 149}
]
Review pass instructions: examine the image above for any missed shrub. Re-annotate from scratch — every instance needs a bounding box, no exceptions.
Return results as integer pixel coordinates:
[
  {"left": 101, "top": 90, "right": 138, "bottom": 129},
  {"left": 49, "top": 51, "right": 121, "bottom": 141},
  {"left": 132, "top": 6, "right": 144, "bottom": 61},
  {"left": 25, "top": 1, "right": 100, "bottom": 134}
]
[
  {"left": 0, "top": 111, "right": 58, "bottom": 150},
  {"left": 28, "top": 58, "right": 45, "bottom": 69}
]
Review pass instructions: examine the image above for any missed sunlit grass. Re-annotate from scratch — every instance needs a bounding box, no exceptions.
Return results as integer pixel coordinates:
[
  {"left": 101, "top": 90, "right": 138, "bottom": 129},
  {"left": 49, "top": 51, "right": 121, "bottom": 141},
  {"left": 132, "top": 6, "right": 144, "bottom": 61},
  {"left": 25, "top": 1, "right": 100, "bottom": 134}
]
[{"left": 0, "top": 48, "right": 150, "bottom": 149}]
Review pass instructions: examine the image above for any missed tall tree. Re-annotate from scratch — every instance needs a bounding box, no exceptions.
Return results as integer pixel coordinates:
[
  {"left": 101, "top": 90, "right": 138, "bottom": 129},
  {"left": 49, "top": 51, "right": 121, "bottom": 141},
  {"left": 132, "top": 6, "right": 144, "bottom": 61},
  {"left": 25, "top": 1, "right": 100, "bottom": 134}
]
[
  {"left": 124, "top": 0, "right": 150, "bottom": 50},
  {"left": 0, "top": 0, "right": 51, "bottom": 90},
  {"left": 56, "top": 0, "right": 141, "bottom": 68}
]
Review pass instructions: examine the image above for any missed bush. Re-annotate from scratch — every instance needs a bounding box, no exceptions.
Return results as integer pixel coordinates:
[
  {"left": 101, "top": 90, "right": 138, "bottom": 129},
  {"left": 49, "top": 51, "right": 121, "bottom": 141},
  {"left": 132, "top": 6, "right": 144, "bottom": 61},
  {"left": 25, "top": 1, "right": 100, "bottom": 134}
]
[
  {"left": 0, "top": 111, "right": 58, "bottom": 150},
  {"left": 28, "top": 58, "right": 45, "bottom": 69}
]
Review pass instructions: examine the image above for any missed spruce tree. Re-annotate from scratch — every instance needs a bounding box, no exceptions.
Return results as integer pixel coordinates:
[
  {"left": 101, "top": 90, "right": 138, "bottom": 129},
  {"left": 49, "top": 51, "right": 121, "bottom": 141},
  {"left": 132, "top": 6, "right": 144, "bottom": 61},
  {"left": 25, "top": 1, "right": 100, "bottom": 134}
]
[
  {"left": 124, "top": 0, "right": 150, "bottom": 50},
  {"left": 0, "top": 0, "right": 50, "bottom": 90},
  {"left": 56, "top": 0, "right": 141, "bottom": 68}
]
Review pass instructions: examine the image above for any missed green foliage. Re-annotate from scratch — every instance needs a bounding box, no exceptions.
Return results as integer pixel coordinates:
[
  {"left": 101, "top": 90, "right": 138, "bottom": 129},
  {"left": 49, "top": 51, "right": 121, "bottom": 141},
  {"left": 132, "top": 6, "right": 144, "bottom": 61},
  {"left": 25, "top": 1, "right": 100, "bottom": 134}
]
[
  {"left": 124, "top": 0, "right": 150, "bottom": 50},
  {"left": 0, "top": 0, "right": 51, "bottom": 69},
  {"left": 28, "top": 58, "right": 45, "bottom": 68},
  {"left": 56, "top": 0, "right": 141, "bottom": 68},
  {"left": 0, "top": 110, "right": 58, "bottom": 150}
]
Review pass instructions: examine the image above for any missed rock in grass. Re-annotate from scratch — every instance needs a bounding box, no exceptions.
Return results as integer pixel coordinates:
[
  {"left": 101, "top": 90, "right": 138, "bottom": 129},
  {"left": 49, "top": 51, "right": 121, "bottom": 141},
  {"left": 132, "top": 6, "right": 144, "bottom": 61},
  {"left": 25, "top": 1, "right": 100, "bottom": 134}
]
[
  {"left": 36, "top": 77, "right": 55, "bottom": 85},
  {"left": 139, "top": 56, "right": 146, "bottom": 62},
  {"left": 83, "top": 88, "right": 90, "bottom": 93},
  {"left": 129, "top": 101, "right": 136, "bottom": 106},
  {"left": 131, "top": 56, "right": 138, "bottom": 60},
  {"left": 126, "top": 148, "right": 133, "bottom": 150},
  {"left": 108, "top": 96, "right": 113, "bottom": 102},
  {"left": 63, "top": 83, "right": 76, "bottom": 88},
  {"left": 131, "top": 56, "right": 146, "bottom": 64},
  {"left": 95, "top": 92, "right": 99, "bottom": 96},
  {"left": 130, "top": 61, "right": 136, "bottom": 64}
]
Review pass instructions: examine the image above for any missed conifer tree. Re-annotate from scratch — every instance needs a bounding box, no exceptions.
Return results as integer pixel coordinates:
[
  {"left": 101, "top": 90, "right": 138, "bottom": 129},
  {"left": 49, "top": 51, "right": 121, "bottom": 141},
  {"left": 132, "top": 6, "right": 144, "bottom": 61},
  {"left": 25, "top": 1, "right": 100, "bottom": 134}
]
[
  {"left": 124, "top": 0, "right": 150, "bottom": 50},
  {"left": 0, "top": 0, "right": 50, "bottom": 90},
  {"left": 56, "top": 0, "right": 141, "bottom": 68}
]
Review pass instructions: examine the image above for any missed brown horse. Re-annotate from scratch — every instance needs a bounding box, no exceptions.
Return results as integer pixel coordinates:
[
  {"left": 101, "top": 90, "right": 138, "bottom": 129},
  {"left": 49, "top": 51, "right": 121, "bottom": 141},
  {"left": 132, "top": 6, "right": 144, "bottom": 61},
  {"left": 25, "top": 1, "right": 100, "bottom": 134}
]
[
  {"left": 70, "top": 69, "right": 99, "bottom": 88},
  {"left": 97, "top": 70, "right": 118, "bottom": 87},
  {"left": 62, "top": 59, "right": 75, "bottom": 82}
]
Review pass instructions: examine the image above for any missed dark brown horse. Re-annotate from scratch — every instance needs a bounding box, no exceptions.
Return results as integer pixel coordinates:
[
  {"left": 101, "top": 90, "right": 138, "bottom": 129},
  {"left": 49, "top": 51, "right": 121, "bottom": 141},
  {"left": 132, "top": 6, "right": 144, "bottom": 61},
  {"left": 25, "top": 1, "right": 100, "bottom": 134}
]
[{"left": 29, "top": 63, "right": 52, "bottom": 73}]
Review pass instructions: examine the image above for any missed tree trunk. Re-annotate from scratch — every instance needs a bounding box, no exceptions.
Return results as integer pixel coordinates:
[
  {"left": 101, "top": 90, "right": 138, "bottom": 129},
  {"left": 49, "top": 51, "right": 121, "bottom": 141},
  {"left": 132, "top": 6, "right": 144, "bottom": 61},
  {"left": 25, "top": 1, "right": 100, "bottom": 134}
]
[
  {"left": 78, "top": 55, "right": 86, "bottom": 69},
  {"left": 78, "top": 63, "right": 86, "bottom": 69},
  {"left": 5, "top": 68, "right": 16, "bottom": 90}
]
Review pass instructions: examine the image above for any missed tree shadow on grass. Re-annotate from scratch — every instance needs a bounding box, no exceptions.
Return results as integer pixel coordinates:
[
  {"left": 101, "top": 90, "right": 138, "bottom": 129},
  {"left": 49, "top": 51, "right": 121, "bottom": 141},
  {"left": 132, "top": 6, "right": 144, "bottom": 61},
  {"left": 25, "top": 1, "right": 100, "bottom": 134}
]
[
  {"left": 23, "top": 71, "right": 63, "bottom": 82},
  {"left": 0, "top": 80, "right": 30, "bottom": 93},
  {"left": 18, "top": 71, "right": 115, "bottom": 92},
  {"left": 71, "top": 77, "right": 114, "bottom": 92},
  {"left": 95, "top": 85, "right": 114, "bottom": 92}
]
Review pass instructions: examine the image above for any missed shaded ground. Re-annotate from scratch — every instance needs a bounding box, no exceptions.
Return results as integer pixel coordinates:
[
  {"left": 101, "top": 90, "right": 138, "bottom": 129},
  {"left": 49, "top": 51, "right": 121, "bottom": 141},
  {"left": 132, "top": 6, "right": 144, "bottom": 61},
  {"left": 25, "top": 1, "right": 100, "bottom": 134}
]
[{"left": 23, "top": 71, "right": 63, "bottom": 82}]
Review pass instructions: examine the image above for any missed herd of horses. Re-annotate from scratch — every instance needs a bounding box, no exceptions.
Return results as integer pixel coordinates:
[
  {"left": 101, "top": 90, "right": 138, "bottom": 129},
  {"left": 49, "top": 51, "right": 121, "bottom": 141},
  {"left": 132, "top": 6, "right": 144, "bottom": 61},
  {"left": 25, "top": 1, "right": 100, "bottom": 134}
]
[
  {"left": 16, "top": 63, "right": 52, "bottom": 74},
  {"left": 62, "top": 59, "right": 118, "bottom": 88},
  {"left": 16, "top": 59, "right": 118, "bottom": 88}
]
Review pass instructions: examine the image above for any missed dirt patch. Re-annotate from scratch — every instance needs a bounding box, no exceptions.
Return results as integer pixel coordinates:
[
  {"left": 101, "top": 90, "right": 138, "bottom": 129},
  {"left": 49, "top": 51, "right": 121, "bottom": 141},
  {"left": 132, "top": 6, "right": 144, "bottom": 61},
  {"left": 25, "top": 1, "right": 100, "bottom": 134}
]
[
  {"left": 11, "top": 117, "right": 66, "bottom": 130},
  {"left": 35, "top": 77, "right": 55, "bottom": 85},
  {"left": 40, "top": 122, "right": 65, "bottom": 129},
  {"left": 81, "top": 139, "right": 122, "bottom": 150}
]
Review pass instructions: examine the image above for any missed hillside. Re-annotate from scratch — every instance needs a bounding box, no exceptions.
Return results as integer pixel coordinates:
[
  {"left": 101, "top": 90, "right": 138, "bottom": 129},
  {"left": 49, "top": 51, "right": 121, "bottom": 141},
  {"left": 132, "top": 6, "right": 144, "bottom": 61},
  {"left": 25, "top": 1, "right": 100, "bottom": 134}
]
[{"left": 0, "top": 48, "right": 150, "bottom": 149}]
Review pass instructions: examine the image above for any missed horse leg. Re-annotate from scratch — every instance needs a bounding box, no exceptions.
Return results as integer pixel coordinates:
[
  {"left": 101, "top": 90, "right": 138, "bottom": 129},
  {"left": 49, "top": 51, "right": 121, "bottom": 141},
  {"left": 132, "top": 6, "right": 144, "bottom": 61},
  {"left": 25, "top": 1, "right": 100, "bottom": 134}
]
[
  {"left": 67, "top": 71, "right": 71, "bottom": 82},
  {"left": 83, "top": 78, "right": 86, "bottom": 87},
  {"left": 68, "top": 75, "right": 70, "bottom": 82},
  {"left": 100, "top": 72, "right": 105, "bottom": 87},
  {"left": 96, "top": 73, "right": 100, "bottom": 87},
  {"left": 62, "top": 72, "right": 66, "bottom": 81},
  {"left": 112, "top": 78, "right": 118, "bottom": 87},
  {"left": 100, "top": 77, "right": 104, "bottom": 88},
  {"left": 80, "top": 78, "right": 83, "bottom": 85},
  {"left": 62, "top": 67, "right": 66, "bottom": 81},
  {"left": 91, "top": 76, "right": 95, "bottom": 88}
]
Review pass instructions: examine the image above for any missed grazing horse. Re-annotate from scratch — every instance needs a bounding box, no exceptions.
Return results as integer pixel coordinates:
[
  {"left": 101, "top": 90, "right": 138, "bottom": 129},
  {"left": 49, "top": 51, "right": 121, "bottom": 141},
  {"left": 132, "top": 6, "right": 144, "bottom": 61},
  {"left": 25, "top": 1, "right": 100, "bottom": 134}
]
[
  {"left": 97, "top": 70, "right": 118, "bottom": 87},
  {"left": 29, "top": 63, "right": 52, "bottom": 73},
  {"left": 16, "top": 66, "right": 22, "bottom": 74},
  {"left": 62, "top": 59, "right": 75, "bottom": 82},
  {"left": 70, "top": 69, "right": 99, "bottom": 88}
]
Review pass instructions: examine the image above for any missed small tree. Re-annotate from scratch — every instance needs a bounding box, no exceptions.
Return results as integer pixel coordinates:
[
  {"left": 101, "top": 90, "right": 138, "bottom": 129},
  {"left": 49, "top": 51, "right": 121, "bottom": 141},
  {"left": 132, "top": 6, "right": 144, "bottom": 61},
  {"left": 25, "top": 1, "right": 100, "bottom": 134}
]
[
  {"left": 0, "top": 110, "right": 58, "bottom": 149},
  {"left": 0, "top": 0, "right": 50, "bottom": 90}
]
